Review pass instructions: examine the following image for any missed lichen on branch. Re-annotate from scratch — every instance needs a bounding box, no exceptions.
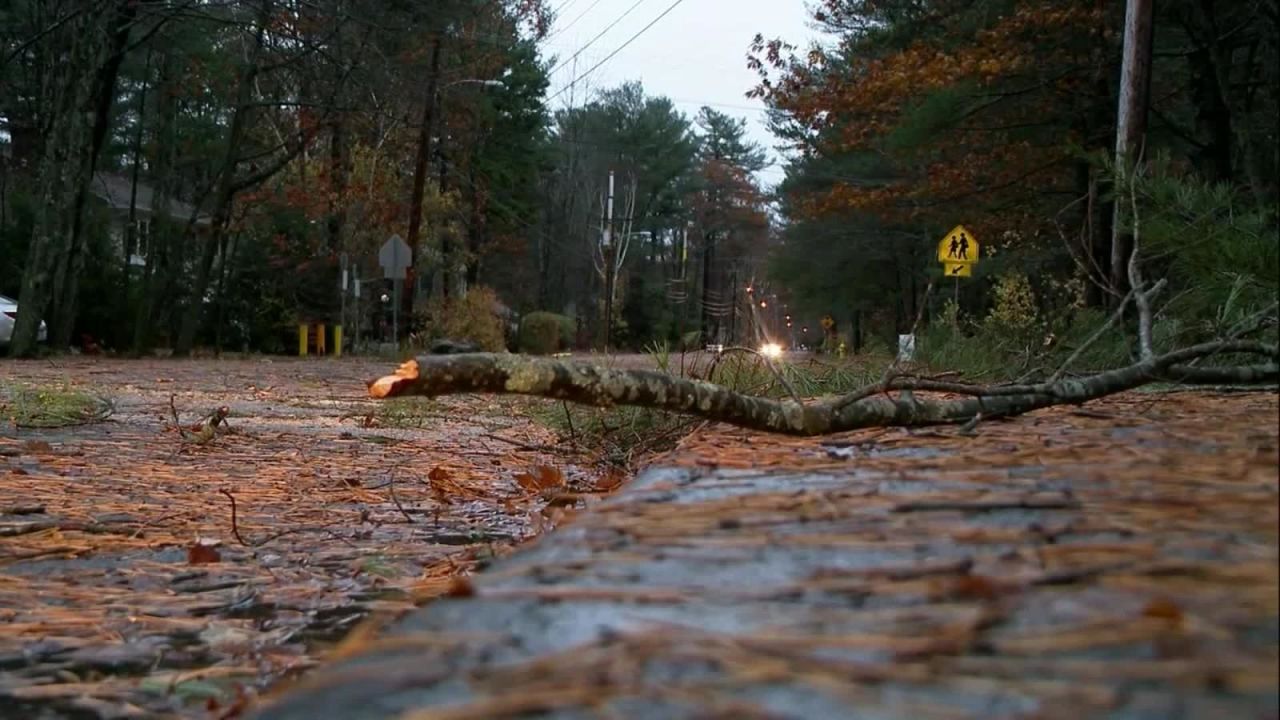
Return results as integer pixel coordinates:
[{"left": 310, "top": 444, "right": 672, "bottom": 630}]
[{"left": 368, "top": 343, "right": 1278, "bottom": 436}]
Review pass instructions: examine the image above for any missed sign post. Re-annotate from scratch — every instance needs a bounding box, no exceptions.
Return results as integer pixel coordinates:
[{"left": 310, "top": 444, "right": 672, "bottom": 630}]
[{"left": 379, "top": 234, "right": 412, "bottom": 346}]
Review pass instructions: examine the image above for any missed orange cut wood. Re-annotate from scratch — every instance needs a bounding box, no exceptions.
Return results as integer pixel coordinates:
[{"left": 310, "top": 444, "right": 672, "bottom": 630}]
[{"left": 368, "top": 360, "right": 420, "bottom": 398}]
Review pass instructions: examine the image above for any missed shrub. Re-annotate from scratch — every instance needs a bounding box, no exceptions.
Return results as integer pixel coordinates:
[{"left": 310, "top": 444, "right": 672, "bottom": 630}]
[
  {"left": 421, "top": 286, "right": 507, "bottom": 352},
  {"left": 982, "top": 272, "right": 1037, "bottom": 339},
  {"left": 519, "top": 312, "right": 564, "bottom": 354},
  {"left": 555, "top": 314, "right": 576, "bottom": 349}
]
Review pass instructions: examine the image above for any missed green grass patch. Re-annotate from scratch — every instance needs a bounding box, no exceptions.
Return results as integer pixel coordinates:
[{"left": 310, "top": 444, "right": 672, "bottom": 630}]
[
  {"left": 372, "top": 397, "right": 443, "bottom": 429},
  {"left": 522, "top": 350, "right": 895, "bottom": 465},
  {"left": 1, "top": 383, "right": 114, "bottom": 428}
]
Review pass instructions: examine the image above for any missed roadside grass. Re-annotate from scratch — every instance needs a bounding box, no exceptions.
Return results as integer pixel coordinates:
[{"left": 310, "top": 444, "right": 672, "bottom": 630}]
[
  {"left": 521, "top": 349, "right": 894, "bottom": 466},
  {"left": 0, "top": 383, "right": 114, "bottom": 428},
  {"left": 372, "top": 397, "right": 444, "bottom": 429}
]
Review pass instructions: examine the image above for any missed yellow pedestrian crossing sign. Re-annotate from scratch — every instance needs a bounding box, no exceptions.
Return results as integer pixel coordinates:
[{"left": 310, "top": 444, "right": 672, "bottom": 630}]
[
  {"left": 938, "top": 225, "right": 979, "bottom": 264},
  {"left": 944, "top": 262, "right": 972, "bottom": 277}
]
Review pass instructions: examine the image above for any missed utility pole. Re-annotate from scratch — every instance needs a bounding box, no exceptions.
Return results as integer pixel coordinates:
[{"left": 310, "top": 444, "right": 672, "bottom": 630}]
[
  {"left": 1109, "top": 0, "right": 1154, "bottom": 301},
  {"left": 602, "top": 170, "right": 616, "bottom": 351}
]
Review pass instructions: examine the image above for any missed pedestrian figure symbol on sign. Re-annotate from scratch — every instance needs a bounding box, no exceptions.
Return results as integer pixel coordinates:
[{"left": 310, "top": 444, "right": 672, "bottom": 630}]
[{"left": 938, "top": 225, "right": 978, "bottom": 278}]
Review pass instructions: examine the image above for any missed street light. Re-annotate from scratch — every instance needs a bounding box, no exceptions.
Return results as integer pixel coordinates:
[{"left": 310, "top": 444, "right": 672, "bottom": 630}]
[{"left": 442, "top": 78, "right": 505, "bottom": 91}]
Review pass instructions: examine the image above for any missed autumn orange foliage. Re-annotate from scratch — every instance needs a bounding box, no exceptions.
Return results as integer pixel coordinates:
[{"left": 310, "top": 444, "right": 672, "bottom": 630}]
[{"left": 752, "top": 0, "right": 1120, "bottom": 239}]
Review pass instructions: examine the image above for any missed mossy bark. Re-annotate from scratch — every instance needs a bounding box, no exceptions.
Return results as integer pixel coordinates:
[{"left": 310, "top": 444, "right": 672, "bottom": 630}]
[{"left": 369, "top": 343, "right": 1277, "bottom": 436}]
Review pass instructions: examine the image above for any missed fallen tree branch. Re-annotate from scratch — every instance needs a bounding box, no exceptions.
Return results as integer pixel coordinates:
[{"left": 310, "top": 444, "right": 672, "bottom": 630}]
[{"left": 368, "top": 340, "right": 1277, "bottom": 436}]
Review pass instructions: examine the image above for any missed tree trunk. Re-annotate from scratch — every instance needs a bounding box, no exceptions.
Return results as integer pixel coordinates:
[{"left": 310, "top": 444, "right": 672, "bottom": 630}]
[
  {"left": 327, "top": 117, "right": 348, "bottom": 253},
  {"left": 438, "top": 146, "right": 451, "bottom": 299},
  {"left": 405, "top": 38, "right": 442, "bottom": 316},
  {"left": 9, "top": 10, "right": 104, "bottom": 357},
  {"left": 1108, "top": 0, "right": 1154, "bottom": 299},
  {"left": 133, "top": 49, "right": 179, "bottom": 354},
  {"left": 464, "top": 160, "right": 484, "bottom": 293},
  {"left": 49, "top": 0, "right": 139, "bottom": 351},
  {"left": 123, "top": 70, "right": 147, "bottom": 294},
  {"left": 175, "top": 1, "right": 272, "bottom": 355},
  {"left": 1189, "top": 48, "right": 1234, "bottom": 183}
]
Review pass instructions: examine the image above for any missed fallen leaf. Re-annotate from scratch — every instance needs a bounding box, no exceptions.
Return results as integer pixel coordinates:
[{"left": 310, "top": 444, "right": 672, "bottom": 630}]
[
  {"left": 187, "top": 542, "right": 221, "bottom": 565},
  {"left": 1142, "top": 597, "right": 1183, "bottom": 623},
  {"left": 591, "top": 467, "right": 627, "bottom": 493},
  {"left": 515, "top": 465, "right": 564, "bottom": 493},
  {"left": 445, "top": 576, "right": 474, "bottom": 598}
]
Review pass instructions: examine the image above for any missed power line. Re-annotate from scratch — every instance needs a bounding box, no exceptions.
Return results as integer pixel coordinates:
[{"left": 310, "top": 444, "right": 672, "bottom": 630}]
[
  {"left": 546, "top": 0, "right": 608, "bottom": 41},
  {"left": 545, "top": 0, "right": 650, "bottom": 79},
  {"left": 548, "top": 0, "right": 691, "bottom": 104}
]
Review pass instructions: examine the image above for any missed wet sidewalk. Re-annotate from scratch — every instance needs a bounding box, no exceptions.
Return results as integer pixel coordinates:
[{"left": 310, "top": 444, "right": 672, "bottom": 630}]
[{"left": 252, "top": 391, "right": 1279, "bottom": 720}]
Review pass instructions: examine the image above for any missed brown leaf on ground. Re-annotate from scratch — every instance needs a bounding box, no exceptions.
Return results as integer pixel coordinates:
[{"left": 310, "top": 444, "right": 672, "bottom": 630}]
[
  {"left": 589, "top": 467, "right": 627, "bottom": 493},
  {"left": 1142, "top": 597, "right": 1184, "bottom": 623},
  {"left": 515, "top": 465, "right": 565, "bottom": 493},
  {"left": 445, "top": 577, "right": 475, "bottom": 598},
  {"left": 187, "top": 542, "right": 222, "bottom": 565}
]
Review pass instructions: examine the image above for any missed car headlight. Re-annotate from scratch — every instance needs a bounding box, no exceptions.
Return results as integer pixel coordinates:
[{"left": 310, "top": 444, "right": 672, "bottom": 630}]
[{"left": 759, "top": 342, "right": 783, "bottom": 358}]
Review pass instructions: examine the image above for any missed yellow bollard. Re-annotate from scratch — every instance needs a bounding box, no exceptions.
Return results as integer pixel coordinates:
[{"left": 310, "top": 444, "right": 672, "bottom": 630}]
[
  {"left": 298, "top": 324, "right": 308, "bottom": 356},
  {"left": 315, "top": 323, "right": 326, "bottom": 355},
  {"left": 332, "top": 325, "right": 343, "bottom": 357}
]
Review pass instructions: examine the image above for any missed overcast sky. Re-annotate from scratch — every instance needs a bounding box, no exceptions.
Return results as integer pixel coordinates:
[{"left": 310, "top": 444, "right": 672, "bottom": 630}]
[{"left": 541, "top": 0, "right": 820, "bottom": 187}]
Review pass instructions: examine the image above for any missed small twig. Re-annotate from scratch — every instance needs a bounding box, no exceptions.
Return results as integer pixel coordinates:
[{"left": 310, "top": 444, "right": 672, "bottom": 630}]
[
  {"left": 169, "top": 394, "right": 191, "bottom": 440},
  {"left": 482, "top": 432, "right": 561, "bottom": 453},
  {"left": 561, "top": 401, "right": 578, "bottom": 447},
  {"left": 388, "top": 472, "right": 415, "bottom": 523},
  {"left": 1049, "top": 287, "right": 1138, "bottom": 383},
  {"left": 219, "top": 489, "right": 250, "bottom": 547}
]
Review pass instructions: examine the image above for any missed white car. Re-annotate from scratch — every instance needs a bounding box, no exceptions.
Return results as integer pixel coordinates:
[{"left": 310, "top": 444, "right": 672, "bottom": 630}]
[{"left": 0, "top": 294, "right": 48, "bottom": 347}]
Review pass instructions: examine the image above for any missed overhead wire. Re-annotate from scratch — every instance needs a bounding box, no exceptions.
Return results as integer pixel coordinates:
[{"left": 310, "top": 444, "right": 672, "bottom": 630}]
[
  {"left": 547, "top": 0, "right": 691, "bottom": 104},
  {"left": 544, "top": 0, "right": 651, "bottom": 79},
  {"left": 545, "top": 0, "right": 609, "bottom": 41}
]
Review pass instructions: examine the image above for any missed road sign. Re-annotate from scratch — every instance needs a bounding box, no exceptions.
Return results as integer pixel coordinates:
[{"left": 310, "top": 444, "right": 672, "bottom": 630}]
[
  {"left": 937, "top": 225, "right": 979, "bottom": 264},
  {"left": 379, "top": 234, "right": 412, "bottom": 280},
  {"left": 944, "top": 262, "right": 972, "bottom": 277}
]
